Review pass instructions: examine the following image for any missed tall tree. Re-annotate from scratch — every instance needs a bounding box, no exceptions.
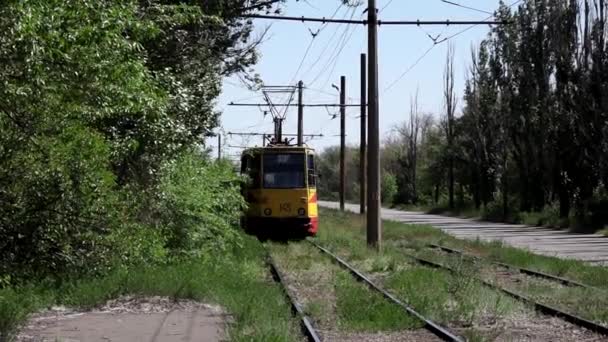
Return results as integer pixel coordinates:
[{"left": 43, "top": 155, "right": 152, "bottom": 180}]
[{"left": 443, "top": 44, "right": 457, "bottom": 209}]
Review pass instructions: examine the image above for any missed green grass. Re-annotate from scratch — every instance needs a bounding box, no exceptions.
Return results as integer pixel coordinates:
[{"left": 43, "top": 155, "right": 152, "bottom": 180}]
[
  {"left": 334, "top": 271, "right": 422, "bottom": 331},
  {"left": 415, "top": 244, "right": 608, "bottom": 325},
  {"left": 0, "top": 234, "right": 300, "bottom": 342},
  {"left": 315, "top": 209, "right": 524, "bottom": 338},
  {"left": 318, "top": 208, "right": 608, "bottom": 328},
  {"left": 268, "top": 241, "right": 421, "bottom": 333},
  {"left": 329, "top": 207, "right": 608, "bottom": 289}
]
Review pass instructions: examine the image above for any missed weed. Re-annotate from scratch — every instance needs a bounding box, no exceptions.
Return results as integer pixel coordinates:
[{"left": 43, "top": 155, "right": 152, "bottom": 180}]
[
  {"left": 317, "top": 208, "right": 533, "bottom": 332},
  {"left": 0, "top": 234, "right": 300, "bottom": 342},
  {"left": 305, "top": 301, "right": 327, "bottom": 321},
  {"left": 334, "top": 271, "right": 422, "bottom": 331},
  {"left": 327, "top": 207, "right": 608, "bottom": 289}
]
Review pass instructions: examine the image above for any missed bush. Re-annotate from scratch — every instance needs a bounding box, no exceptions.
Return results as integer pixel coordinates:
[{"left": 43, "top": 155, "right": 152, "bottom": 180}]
[
  {"left": 519, "top": 203, "right": 563, "bottom": 227},
  {"left": 382, "top": 172, "right": 398, "bottom": 205},
  {"left": 154, "top": 150, "right": 246, "bottom": 258},
  {"left": 0, "top": 124, "right": 122, "bottom": 279}
]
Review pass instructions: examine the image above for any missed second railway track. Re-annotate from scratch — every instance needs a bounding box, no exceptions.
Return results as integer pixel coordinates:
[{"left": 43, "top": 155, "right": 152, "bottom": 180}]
[
  {"left": 428, "top": 243, "right": 591, "bottom": 288},
  {"left": 402, "top": 248, "right": 608, "bottom": 337}
]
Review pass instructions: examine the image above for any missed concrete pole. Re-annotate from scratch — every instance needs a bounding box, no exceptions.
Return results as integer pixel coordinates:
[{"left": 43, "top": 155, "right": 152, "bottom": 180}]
[
  {"left": 340, "top": 76, "right": 346, "bottom": 212},
  {"left": 297, "top": 81, "right": 304, "bottom": 146},
  {"left": 217, "top": 134, "right": 222, "bottom": 161},
  {"left": 367, "top": 0, "right": 381, "bottom": 250},
  {"left": 360, "top": 53, "right": 367, "bottom": 215}
]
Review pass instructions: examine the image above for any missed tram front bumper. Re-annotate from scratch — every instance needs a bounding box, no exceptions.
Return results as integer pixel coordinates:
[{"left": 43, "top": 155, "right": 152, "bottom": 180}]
[{"left": 246, "top": 216, "right": 318, "bottom": 236}]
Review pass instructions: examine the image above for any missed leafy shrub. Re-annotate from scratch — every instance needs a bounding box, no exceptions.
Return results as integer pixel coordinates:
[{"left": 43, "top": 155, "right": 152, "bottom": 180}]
[
  {"left": 154, "top": 150, "right": 246, "bottom": 258},
  {"left": 481, "top": 201, "right": 507, "bottom": 222},
  {"left": 381, "top": 172, "right": 398, "bottom": 205},
  {"left": 0, "top": 124, "right": 121, "bottom": 279},
  {"left": 519, "top": 203, "right": 566, "bottom": 228}
]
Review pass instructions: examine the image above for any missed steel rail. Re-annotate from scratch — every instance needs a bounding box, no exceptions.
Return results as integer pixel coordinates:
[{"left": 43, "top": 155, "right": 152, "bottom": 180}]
[
  {"left": 428, "top": 243, "right": 590, "bottom": 288},
  {"left": 266, "top": 250, "right": 322, "bottom": 342},
  {"left": 405, "top": 252, "right": 608, "bottom": 337},
  {"left": 308, "top": 241, "right": 464, "bottom": 342}
]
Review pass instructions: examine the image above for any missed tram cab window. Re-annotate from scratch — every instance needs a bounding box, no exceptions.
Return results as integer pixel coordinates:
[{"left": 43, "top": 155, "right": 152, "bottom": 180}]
[
  {"left": 263, "top": 153, "right": 305, "bottom": 189},
  {"left": 241, "top": 154, "right": 261, "bottom": 188},
  {"left": 307, "top": 154, "right": 316, "bottom": 188}
]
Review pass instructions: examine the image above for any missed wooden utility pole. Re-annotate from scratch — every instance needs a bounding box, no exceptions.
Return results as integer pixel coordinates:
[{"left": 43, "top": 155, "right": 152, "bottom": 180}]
[
  {"left": 297, "top": 80, "right": 304, "bottom": 146},
  {"left": 262, "top": 133, "right": 267, "bottom": 147},
  {"left": 340, "top": 76, "right": 346, "bottom": 212},
  {"left": 367, "top": 0, "right": 381, "bottom": 250},
  {"left": 360, "top": 53, "right": 367, "bottom": 215},
  {"left": 217, "top": 134, "right": 222, "bottom": 161}
]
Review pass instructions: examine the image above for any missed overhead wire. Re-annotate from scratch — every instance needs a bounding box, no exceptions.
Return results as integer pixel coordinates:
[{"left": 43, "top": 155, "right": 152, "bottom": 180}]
[
  {"left": 306, "top": 87, "right": 360, "bottom": 105},
  {"left": 382, "top": 0, "right": 524, "bottom": 94},
  {"left": 438, "top": 0, "right": 493, "bottom": 15},
  {"left": 300, "top": 6, "right": 350, "bottom": 77},
  {"left": 318, "top": 19, "right": 361, "bottom": 89},
  {"left": 382, "top": 44, "right": 437, "bottom": 94},
  {"left": 380, "top": 0, "right": 396, "bottom": 13},
  {"left": 287, "top": 2, "right": 345, "bottom": 85},
  {"left": 306, "top": 6, "right": 358, "bottom": 87},
  {"left": 306, "top": 18, "right": 354, "bottom": 86},
  {"left": 435, "top": 0, "right": 523, "bottom": 44},
  {"left": 274, "top": 3, "right": 346, "bottom": 111}
]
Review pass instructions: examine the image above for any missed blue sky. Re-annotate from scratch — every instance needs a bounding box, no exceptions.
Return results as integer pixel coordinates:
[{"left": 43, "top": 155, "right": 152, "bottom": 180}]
[{"left": 213, "top": 0, "right": 511, "bottom": 161}]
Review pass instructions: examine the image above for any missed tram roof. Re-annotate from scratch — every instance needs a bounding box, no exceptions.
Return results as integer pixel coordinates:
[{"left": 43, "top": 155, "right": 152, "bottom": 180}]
[{"left": 242, "top": 145, "right": 315, "bottom": 155}]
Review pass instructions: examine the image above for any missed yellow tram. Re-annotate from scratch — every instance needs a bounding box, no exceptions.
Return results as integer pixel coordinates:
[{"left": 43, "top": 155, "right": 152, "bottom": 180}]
[{"left": 240, "top": 144, "right": 318, "bottom": 236}]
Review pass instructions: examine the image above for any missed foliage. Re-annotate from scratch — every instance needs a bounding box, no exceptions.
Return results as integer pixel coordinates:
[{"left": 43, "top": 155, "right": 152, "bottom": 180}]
[
  {"left": 317, "top": 146, "right": 361, "bottom": 201},
  {"left": 381, "top": 172, "right": 398, "bottom": 204},
  {"left": 0, "top": 0, "right": 159, "bottom": 280},
  {"left": 155, "top": 150, "right": 246, "bottom": 257},
  {"left": 0, "top": 0, "right": 282, "bottom": 281},
  {"left": 0, "top": 234, "right": 300, "bottom": 342},
  {"left": 317, "top": 0, "right": 608, "bottom": 231}
]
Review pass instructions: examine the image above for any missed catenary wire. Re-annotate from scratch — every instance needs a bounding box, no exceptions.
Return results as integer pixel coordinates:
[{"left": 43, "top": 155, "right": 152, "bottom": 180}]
[
  {"left": 438, "top": 0, "right": 493, "bottom": 15},
  {"left": 382, "top": 0, "right": 524, "bottom": 94}
]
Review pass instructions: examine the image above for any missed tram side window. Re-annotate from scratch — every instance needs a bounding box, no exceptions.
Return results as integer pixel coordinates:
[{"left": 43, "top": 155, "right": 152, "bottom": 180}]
[
  {"left": 263, "top": 153, "right": 305, "bottom": 189},
  {"left": 307, "top": 154, "right": 316, "bottom": 187},
  {"left": 242, "top": 154, "right": 261, "bottom": 188}
]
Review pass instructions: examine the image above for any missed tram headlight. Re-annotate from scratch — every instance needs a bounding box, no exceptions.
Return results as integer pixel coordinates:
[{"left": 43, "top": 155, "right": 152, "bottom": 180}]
[
  {"left": 298, "top": 208, "right": 306, "bottom": 216},
  {"left": 264, "top": 208, "right": 272, "bottom": 216}
]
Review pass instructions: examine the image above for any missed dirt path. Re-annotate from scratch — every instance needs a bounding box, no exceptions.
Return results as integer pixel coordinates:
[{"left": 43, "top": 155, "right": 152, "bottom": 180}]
[
  {"left": 17, "top": 297, "right": 227, "bottom": 342},
  {"left": 319, "top": 201, "right": 608, "bottom": 264}
]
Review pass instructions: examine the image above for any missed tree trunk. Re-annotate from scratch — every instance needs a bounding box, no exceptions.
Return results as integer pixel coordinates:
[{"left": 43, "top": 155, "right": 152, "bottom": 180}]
[
  {"left": 458, "top": 182, "right": 465, "bottom": 207},
  {"left": 559, "top": 184, "right": 570, "bottom": 219},
  {"left": 448, "top": 158, "right": 455, "bottom": 209},
  {"left": 472, "top": 170, "right": 481, "bottom": 209},
  {"left": 502, "top": 174, "right": 508, "bottom": 221},
  {"left": 434, "top": 183, "right": 440, "bottom": 205}
]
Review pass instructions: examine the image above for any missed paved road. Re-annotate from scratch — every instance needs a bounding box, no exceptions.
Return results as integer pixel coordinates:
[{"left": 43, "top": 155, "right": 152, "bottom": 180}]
[{"left": 320, "top": 201, "right": 608, "bottom": 264}]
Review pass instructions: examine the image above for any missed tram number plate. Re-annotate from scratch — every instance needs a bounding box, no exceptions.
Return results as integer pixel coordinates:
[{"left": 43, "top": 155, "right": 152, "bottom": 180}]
[{"left": 279, "top": 203, "right": 292, "bottom": 213}]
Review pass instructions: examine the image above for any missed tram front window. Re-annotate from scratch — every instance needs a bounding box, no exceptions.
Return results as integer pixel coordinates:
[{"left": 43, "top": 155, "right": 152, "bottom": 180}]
[{"left": 263, "top": 153, "right": 305, "bottom": 189}]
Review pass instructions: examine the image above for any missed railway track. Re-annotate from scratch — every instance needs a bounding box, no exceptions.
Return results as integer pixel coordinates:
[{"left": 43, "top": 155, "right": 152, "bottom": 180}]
[
  {"left": 428, "top": 243, "right": 590, "bottom": 288},
  {"left": 402, "top": 250, "right": 608, "bottom": 337},
  {"left": 308, "top": 240, "right": 465, "bottom": 342},
  {"left": 265, "top": 248, "right": 322, "bottom": 342}
]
